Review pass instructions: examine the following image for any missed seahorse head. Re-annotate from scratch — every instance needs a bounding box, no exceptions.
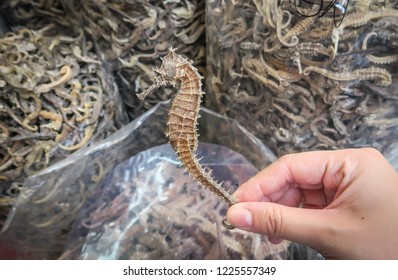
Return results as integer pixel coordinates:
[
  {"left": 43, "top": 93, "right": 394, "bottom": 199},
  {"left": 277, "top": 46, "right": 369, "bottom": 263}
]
[
  {"left": 136, "top": 48, "right": 193, "bottom": 100},
  {"left": 155, "top": 47, "right": 189, "bottom": 82}
]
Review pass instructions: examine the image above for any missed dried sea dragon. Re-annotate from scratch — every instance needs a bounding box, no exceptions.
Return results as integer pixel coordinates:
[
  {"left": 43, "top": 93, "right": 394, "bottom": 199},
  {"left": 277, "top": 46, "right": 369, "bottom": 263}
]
[{"left": 136, "top": 48, "right": 235, "bottom": 229}]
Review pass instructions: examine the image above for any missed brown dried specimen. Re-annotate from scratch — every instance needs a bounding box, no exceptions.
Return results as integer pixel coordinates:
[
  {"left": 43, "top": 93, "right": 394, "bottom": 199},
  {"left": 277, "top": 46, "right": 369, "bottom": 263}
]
[
  {"left": 303, "top": 65, "right": 392, "bottom": 87},
  {"left": 137, "top": 48, "right": 235, "bottom": 228},
  {"left": 362, "top": 32, "right": 398, "bottom": 65}
]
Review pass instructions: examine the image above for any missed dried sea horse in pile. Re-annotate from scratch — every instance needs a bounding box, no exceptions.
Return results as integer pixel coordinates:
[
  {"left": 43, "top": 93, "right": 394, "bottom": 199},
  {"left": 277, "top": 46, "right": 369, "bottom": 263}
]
[{"left": 136, "top": 48, "right": 235, "bottom": 229}]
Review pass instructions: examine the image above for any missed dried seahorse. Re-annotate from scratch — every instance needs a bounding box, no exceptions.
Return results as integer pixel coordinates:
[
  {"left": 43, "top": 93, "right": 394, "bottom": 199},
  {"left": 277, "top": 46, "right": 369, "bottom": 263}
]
[
  {"left": 136, "top": 48, "right": 235, "bottom": 229},
  {"left": 280, "top": 16, "right": 316, "bottom": 47},
  {"left": 303, "top": 65, "right": 392, "bottom": 87},
  {"left": 332, "top": 8, "right": 398, "bottom": 53},
  {"left": 338, "top": 8, "right": 398, "bottom": 30},
  {"left": 362, "top": 32, "right": 398, "bottom": 65}
]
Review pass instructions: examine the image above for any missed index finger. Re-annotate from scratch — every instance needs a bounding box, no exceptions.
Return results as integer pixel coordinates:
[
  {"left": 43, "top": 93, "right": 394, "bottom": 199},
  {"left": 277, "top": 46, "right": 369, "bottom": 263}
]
[{"left": 234, "top": 149, "right": 360, "bottom": 203}]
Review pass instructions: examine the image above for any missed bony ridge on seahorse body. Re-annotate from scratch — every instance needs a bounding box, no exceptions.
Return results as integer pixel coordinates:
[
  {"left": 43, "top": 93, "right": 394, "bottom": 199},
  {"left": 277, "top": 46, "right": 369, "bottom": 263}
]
[{"left": 136, "top": 47, "right": 236, "bottom": 229}]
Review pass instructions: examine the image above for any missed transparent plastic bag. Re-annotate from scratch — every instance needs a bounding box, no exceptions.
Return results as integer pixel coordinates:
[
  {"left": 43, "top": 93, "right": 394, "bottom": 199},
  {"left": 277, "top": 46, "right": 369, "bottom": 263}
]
[
  {"left": 206, "top": 0, "right": 398, "bottom": 168},
  {"left": 60, "top": 142, "right": 288, "bottom": 259},
  {"left": 0, "top": 100, "right": 284, "bottom": 259}
]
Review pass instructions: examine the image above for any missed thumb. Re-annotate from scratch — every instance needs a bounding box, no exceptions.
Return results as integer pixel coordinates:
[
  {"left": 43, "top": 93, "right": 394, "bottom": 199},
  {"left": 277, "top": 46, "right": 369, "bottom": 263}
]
[{"left": 227, "top": 202, "right": 346, "bottom": 251}]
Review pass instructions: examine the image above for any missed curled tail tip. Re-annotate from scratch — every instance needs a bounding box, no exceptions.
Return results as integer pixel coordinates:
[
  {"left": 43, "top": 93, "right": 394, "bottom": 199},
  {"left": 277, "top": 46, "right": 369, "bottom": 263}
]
[
  {"left": 222, "top": 219, "right": 235, "bottom": 230},
  {"left": 136, "top": 93, "right": 146, "bottom": 100}
]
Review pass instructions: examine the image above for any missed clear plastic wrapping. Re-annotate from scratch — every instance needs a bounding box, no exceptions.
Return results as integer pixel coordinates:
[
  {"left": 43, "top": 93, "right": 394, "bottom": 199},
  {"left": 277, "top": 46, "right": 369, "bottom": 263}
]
[
  {"left": 206, "top": 0, "right": 398, "bottom": 168},
  {"left": 0, "top": 101, "right": 283, "bottom": 259},
  {"left": 60, "top": 142, "right": 288, "bottom": 259}
]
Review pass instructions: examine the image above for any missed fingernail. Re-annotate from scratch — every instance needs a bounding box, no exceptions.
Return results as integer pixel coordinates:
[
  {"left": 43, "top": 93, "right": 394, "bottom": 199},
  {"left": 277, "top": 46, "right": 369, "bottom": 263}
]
[{"left": 228, "top": 206, "right": 252, "bottom": 229}]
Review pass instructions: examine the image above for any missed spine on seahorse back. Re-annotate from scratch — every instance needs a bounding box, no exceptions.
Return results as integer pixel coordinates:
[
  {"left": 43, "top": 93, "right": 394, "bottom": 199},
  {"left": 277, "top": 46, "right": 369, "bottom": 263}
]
[{"left": 167, "top": 63, "right": 235, "bottom": 207}]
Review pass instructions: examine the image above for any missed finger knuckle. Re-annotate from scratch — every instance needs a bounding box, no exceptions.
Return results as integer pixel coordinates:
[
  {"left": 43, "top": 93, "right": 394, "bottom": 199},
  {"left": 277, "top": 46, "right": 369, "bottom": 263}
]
[
  {"left": 360, "top": 147, "right": 383, "bottom": 159},
  {"left": 276, "top": 154, "right": 291, "bottom": 166}
]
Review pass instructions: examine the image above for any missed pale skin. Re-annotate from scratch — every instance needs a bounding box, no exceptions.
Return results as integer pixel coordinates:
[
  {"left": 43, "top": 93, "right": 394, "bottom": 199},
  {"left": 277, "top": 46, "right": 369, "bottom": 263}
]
[{"left": 226, "top": 148, "right": 398, "bottom": 259}]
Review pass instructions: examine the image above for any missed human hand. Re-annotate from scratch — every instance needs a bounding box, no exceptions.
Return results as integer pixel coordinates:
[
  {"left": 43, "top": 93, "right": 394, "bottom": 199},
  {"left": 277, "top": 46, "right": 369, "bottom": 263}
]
[{"left": 226, "top": 148, "right": 398, "bottom": 259}]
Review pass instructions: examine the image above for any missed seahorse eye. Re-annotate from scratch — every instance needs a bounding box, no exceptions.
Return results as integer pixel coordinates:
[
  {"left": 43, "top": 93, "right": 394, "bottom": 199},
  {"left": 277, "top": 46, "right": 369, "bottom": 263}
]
[
  {"left": 165, "top": 66, "right": 177, "bottom": 78},
  {"left": 160, "top": 62, "right": 177, "bottom": 79}
]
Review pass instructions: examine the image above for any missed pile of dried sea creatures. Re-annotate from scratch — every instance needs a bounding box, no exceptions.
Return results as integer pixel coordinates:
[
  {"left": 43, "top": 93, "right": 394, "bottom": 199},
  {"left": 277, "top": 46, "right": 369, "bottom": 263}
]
[
  {"left": 2, "top": 0, "right": 207, "bottom": 119},
  {"left": 0, "top": 0, "right": 206, "bottom": 228},
  {"left": 206, "top": 0, "right": 398, "bottom": 160},
  {"left": 0, "top": 24, "right": 126, "bottom": 225}
]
